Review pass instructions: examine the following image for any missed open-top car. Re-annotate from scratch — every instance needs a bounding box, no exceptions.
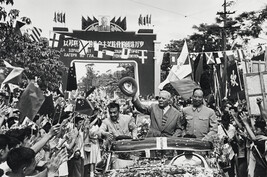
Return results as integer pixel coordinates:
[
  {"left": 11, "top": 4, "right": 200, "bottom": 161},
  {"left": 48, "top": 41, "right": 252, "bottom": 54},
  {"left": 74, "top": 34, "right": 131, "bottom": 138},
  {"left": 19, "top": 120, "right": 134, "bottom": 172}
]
[{"left": 102, "top": 137, "right": 223, "bottom": 177}]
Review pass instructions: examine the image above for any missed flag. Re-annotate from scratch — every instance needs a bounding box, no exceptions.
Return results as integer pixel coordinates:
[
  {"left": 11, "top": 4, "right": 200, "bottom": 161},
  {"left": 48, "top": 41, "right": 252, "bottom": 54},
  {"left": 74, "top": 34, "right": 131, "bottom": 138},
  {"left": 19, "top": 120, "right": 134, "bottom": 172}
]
[
  {"left": 172, "top": 41, "right": 192, "bottom": 79},
  {"left": 143, "top": 16, "right": 146, "bottom": 25},
  {"left": 0, "top": 60, "right": 24, "bottom": 85},
  {"left": 237, "top": 49, "right": 245, "bottom": 61},
  {"left": 85, "top": 86, "right": 96, "bottom": 98},
  {"left": 193, "top": 53, "right": 204, "bottom": 84},
  {"left": 104, "top": 46, "right": 115, "bottom": 59},
  {"left": 177, "top": 41, "right": 189, "bottom": 65},
  {"left": 138, "top": 50, "right": 148, "bottom": 64},
  {"left": 75, "top": 98, "right": 94, "bottom": 115},
  {"left": 49, "top": 32, "right": 61, "bottom": 48},
  {"left": 0, "top": 67, "right": 12, "bottom": 84},
  {"left": 121, "top": 48, "right": 131, "bottom": 59},
  {"left": 17, "top": 82, "right": 45, "bottom": 121},
  {"left": 158, "top": 41, "right": 191, "bottom": 89},
  {"left": 218, "top": 51, "right": 223, "bottom": 58},
  {"left": 28, "top": 27, "right": 42, "bottom": 42},
  {"left": 66, "top": 63, "right": 77, "bottom": 91},
  {"left": 227, "top": 54, "right": 235, "bottom": 65},
  {"left": 170, "top": 76, "right": 199, "bottom": 100},
  {"left": 189, "top": 53, "right": 197, "bottom": 61},
  {"left": 227, "top": 62, "right": 242, "bottom": 94},
  {"left": 138, "top": 14, "right": 143, "bottom": 25},
  {"left": 62, "top": 13, "right": 65, "bottom": 23},
  {"left": 170, "top": 52, "right": 179, "bottom": 65},
  {"left": 146, "top": 15, "right": 149, "bottom": 25},
  {"left": 213, "top": 52, "right": 221, "bottom": 64},
  {"left": 213, "top": 66, "right": 222, "bottom": 107},
  {"left": 226, "top": 50, "right": 235, "bottom": 61},
  {"left": 53, "top": 12, "right": 57, "bottom": 22},
  {"left": 7, "top": 83, "right": 20, "bottom": 93},
  {"left": 205, "top": 52, "right": 215, "bottom": 65},
  {"left": 79, "top": 40, "right": 89, "bottom": 55},
  {"left": 57, "top": 12, "right": 62, "bottom": 23},
  {"left": 38, "top": 94, "right": 55, "bottom": 118},
  {"left": 148, "top": 14, "right": 152, "bottom": 24},
  {"left": 121, "top": 17, "right": 126, "bottom": 30},
  {"left": 14, "top": 20, "right": 26, "bottom": 35},
  {"left": 93, "top": 43, "right": 103, "bottom": 58},
  {"left": 0, "top": 11, "right": 7, "bottom": 22}
]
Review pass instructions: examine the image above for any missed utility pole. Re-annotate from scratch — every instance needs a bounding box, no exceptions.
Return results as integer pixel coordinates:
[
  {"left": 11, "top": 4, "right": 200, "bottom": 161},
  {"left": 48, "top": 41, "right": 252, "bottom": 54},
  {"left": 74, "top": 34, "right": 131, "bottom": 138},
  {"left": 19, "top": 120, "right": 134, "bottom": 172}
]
[{"left": 216, "top": 0, "right": 235, "bottom": 98}]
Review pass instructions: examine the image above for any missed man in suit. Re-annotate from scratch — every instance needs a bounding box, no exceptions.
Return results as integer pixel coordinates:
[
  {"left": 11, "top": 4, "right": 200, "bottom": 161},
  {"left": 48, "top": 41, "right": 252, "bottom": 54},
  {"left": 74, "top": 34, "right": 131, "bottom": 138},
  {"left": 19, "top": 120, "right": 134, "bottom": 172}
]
[
  {"left": 132, "top": 90, "right": 183, "bottom": 137},
  {"left": 98, "top": 16, "right": 110, "bottom": 32}
]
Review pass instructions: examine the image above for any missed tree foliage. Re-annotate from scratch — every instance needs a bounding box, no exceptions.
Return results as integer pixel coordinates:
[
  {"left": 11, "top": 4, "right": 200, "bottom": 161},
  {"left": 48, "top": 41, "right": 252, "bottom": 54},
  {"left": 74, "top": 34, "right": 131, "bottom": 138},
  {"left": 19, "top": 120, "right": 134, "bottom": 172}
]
[
  {"left": 165, "top": 5, "right": 267, "bottom": 52},
  {"left": 0, "top": 1, "right": 67, "bottom": 91},
  {"left": 79, "top": 63, "right": 135, "bottom": 97}
]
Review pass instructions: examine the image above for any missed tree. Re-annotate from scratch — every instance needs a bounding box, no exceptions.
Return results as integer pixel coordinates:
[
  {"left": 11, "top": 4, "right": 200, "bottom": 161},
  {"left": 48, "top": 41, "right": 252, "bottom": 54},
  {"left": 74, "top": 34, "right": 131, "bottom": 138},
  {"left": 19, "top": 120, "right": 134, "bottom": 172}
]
[
  {"left": 0, "top": 0, "right": 67, "bottom": 91},
  {"left": 235, "top": 5, "right": 267, "bottom": 39},
  {"left": 165, "top": 5, "right": 267, "bottom": 52}
]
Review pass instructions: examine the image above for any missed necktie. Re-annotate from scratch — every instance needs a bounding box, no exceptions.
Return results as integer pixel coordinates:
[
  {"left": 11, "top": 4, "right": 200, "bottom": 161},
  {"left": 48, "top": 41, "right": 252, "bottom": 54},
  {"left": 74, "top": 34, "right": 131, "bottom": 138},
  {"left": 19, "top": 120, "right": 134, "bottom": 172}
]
[{"left": 162, "top": 108, "right": 167, "bottom": 127}]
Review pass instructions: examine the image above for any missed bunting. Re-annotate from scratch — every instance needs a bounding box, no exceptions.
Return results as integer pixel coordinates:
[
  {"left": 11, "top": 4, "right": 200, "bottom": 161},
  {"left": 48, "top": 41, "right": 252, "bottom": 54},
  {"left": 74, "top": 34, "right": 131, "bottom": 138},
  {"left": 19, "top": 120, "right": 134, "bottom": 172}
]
[
  {"left": 49, "top": 32, "right": 61, "bottom": 48},
  {"left": 205, "top": 52, "right": 215, "bottom": 65},
  {"left": 28, "top": 27, "right": 42, "bottom": 42},
  {"left": 93, "top": 43, "right": 104, "bottom": 58},
  {"left": 79, "top": 40, "right": 90, "bottom": 55},
  {"left": 213, "top": 52, "right": 222, "bottom": 64},
  {"left": 104, "top": 46, "right": 115, "bottom": 59}
]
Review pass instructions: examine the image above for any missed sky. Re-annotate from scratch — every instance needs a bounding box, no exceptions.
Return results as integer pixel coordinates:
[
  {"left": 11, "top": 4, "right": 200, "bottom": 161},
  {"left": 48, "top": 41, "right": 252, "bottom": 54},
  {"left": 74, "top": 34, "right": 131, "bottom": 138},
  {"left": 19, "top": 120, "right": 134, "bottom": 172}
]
[
  {"left": 6, "top": 0, "right": 267, "bottom": 48},
  {"left": 3, "top": 0, "right": 267, "bottom": 79}
]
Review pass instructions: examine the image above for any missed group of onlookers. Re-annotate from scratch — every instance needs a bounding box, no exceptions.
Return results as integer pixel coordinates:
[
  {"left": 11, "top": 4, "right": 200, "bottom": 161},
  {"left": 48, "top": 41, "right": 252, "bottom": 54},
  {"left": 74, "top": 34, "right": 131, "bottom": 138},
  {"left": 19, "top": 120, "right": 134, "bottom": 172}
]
[{"left": 0, "top": 83, "right": 267, "bottom": 177}]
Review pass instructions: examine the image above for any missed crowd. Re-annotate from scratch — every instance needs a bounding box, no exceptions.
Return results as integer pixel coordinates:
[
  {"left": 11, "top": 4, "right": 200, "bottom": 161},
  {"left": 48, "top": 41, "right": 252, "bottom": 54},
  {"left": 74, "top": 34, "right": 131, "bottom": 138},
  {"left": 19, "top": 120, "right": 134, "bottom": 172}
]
[{"left": 0, "top": 80, "right": 266, "bottom": 177}]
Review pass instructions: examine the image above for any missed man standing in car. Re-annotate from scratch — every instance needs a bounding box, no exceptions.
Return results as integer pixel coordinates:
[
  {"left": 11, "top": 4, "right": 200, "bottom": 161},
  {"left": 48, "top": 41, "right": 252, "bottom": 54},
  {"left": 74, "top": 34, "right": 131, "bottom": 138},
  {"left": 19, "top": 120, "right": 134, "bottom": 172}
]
[
  {"left": 132, "top": 90, "right": 183, "bottom": 137},
  {"left": 182, "top": 88, "right": 218, "bottom": 141}
]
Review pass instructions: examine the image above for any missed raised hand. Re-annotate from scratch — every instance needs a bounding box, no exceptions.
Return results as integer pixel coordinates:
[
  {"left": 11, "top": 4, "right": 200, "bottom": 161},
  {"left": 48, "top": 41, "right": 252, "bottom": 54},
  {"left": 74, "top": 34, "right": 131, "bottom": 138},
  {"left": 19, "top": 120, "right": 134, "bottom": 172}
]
[
  {"left": 47, "top": 148, "right": 68, "bottom": 175},
  {"left": 0, "top": 104, "right": 8, "bottom": 116},
  {"left": 239, "top": 112, "right": 249, "bottom": 123},
  {"left": 48, "top": 124, "right": 61, "bottom": 137},
  {"left": 103, "top": 131, "right": 113, "bottom": 141},
  {"left": 256, "top": 97, "right": 262, "bottom": 105}
]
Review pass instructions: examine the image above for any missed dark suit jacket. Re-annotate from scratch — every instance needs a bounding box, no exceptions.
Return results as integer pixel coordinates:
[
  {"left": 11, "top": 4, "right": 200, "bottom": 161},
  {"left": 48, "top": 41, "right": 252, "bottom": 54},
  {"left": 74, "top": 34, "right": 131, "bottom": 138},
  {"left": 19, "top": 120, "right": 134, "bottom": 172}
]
[{"left": 133, "top": 99, "right": 183, "bottom": 137}]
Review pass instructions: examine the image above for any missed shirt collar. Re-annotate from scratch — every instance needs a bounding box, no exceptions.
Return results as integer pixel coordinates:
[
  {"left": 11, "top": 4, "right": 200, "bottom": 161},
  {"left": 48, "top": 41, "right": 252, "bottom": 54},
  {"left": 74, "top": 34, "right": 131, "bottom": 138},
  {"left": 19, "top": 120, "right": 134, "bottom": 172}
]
[
  {"left": 110, "top": 115, "right": 120, "bottom": 123},
  {"left": 192, "top": 105, "right": 203, "bottom": 112},
  {"left": 163, "top": 105, "right": 170, "bottom": 114}
]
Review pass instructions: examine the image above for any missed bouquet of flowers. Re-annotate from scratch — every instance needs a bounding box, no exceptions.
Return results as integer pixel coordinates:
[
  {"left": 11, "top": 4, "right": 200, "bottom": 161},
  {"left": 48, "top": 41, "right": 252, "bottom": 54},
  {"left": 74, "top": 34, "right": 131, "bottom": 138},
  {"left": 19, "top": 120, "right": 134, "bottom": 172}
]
[
  {"left": 137, "top": 119, "right": 150, "bottom": 139},
  {"left": 208, "top": 135, "right": 232, "bottom": 170},
  {"left": 105, "top": 160, "right": 222, "bottom": 177}
]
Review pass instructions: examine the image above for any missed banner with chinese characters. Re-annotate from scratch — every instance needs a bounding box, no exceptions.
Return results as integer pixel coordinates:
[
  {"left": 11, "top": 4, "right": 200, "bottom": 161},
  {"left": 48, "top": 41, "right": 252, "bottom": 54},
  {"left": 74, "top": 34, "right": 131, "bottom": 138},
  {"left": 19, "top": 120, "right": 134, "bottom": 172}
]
[{"left": 53, "top": 29, "right": 156, "bottom": 97}]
